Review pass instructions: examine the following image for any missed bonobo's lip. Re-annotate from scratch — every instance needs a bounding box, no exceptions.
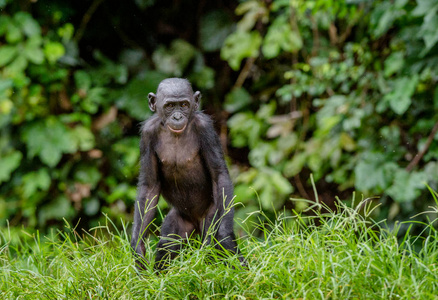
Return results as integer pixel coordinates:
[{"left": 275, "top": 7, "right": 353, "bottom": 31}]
[{"left": 168, "top": 124, "right": 187, "bottom": 134}]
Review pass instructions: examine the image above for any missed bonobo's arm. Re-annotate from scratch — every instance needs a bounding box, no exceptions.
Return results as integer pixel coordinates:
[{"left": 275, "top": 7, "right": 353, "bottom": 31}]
[
  {"left": 131, "top": 118, "right": 161, "bottom": 269},
  {"left": 196, "top": 113, "right": 234, "bottom": 221}
]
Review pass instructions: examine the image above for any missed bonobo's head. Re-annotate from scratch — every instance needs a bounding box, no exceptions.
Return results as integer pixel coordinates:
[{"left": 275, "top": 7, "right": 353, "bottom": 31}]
[{"left": 148, "top": 78, "right": 201, "bottom": 134}]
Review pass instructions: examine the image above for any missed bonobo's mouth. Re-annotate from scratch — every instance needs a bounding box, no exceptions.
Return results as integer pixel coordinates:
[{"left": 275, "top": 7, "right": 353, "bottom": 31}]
[{"left": 168, "top": 124, "right": 187, "bottom": 134}]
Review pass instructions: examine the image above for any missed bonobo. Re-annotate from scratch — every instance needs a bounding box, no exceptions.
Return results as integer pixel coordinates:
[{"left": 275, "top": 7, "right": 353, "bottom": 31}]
[{"left": 131, "top": 78, "right": 243, "bottom": 270}]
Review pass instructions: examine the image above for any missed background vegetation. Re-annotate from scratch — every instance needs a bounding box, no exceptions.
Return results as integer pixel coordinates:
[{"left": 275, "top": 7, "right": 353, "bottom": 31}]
[{"left": 0, "top": 0, "right": 437, "bottom": 234}]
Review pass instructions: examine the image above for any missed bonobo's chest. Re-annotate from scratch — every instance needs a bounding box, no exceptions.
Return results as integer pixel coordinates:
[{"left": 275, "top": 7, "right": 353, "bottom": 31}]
[{"left": 155, "top": 129, "right": 201, "bottom": 172}]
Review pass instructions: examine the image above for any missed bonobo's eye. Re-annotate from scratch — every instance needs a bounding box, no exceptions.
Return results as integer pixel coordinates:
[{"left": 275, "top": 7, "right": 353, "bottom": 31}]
[
  {"left": 165, "top": 103, "right": 174, "bottom": 111},
  {"left": 181, "top": 102, "right": 189, "bottom": 109}
]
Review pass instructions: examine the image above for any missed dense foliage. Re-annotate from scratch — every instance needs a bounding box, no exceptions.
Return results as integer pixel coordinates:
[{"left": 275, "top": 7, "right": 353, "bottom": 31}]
[
  {"left": 0, "top": 0, "right": 437, "bottom": 231},
  {"left": 223, "top": 0, "right": 438, "bottom": 223}
]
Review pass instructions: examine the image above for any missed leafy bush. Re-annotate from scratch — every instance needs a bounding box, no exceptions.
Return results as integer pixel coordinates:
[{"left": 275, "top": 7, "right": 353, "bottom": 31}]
[
  {"left": 0, "top": 1, "right": 216, "bottom": 229},
  {"left": 1, "top": 0, "right": 437, "bottom": 231},
  {"left": 222, "top": 0, "right": 438, "bottom": 224}
]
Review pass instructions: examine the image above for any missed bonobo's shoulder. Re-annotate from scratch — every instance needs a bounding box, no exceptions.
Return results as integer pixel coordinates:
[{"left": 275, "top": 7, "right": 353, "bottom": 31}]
[
  {"left": 140, "top": 114, "right": 161, "bottom": 137},
  {"left": 192, "top": 112, "right": 214, "bottom": 131}
]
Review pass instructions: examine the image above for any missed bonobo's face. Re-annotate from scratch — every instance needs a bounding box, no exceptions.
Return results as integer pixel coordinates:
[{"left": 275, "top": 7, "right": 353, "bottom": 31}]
[
  {"left": 148, "top": 78, "right": 201, "bottom": 134},
  {"left": 159, "top": 92, "right": 192, "bottom": 133}
]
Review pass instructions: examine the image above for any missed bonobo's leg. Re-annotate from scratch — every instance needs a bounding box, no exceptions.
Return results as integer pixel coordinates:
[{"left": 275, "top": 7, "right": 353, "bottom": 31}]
[
  {"left": 155, "top": 208, "right": 195, "bottom": 270},
  {"left": 215, "top": 214, "right": 246, "bottom": 265},
  {"left": 214, "top": 213, "right": 238, "bottom": 252}
]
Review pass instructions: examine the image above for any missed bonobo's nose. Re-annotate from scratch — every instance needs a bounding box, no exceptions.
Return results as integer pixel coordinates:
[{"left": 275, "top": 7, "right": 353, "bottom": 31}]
[{"left": 173, "top": 112, "right": 182, "bottom": 121}]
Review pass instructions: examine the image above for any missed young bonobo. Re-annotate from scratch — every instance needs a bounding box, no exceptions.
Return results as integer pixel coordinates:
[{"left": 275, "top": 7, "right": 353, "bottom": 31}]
[{"left": 131, "top": 78, "right": 243, "bottom": 271}]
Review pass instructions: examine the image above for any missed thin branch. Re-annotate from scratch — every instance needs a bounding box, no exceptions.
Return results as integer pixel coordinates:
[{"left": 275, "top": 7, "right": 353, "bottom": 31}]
[
  {"left": 406, "top": 120, "right": 438, "bottom": 172},
  {"left": 338, "top": 4, "right": 365, "bottom": 44},
  {"left": 329, "top": 22, "right": 338, "bottom": 45},
  {"left": 234, "top": 57, "right": 256, "bottom": 89},
  {"left": 294, "top": 174, "right": 310, "bottom": 200},
  {"left": 338, "top": 23, "right": 354, "bottom": 44},
  {"left": 74, "top": 0, "right": 106, "bottom": 43},
  {"left": 310, "top": 15, "right": 320, "bottom": 57}
]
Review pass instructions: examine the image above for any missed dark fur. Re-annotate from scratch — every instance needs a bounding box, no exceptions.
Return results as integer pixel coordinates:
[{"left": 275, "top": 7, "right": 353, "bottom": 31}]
[{"left": 131, "top": 78, "right": 242, "bottom": 270}]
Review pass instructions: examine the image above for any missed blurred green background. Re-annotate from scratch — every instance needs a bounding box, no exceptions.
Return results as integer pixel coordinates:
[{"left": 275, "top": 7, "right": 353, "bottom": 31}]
[{"left": 0, "top": 0, "right": 437, "bottom": 233}]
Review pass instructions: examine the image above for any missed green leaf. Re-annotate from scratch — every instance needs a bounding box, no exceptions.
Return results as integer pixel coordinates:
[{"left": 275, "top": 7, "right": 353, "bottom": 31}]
[
  {"left": 339, "top": 132, "right": 356, "bottom": 152},
  {"left": 189, "top": 66, "right": 215, "bottom": 90},
  {"left": 74, "top": 164, "right": 101, "bottom": 188},
  {"left": 199, "top": 10, "right": 235, "bottom": 52},
  {"left": 38, "top": 196, "right": 73, "bottom": 225},
  {"left": 152, "top": 40, "right": 196, "bottom": 76},
  {"left": 0, "top": 15, "right": 10, "bottom": 36},
  {"left": 14, "top": 12, "right": 41, "bottom": 37},
  {"left": 0, "top": 45, "right": 17, "bottom": 67},
  {"left": 221, "top": 30, "right": 262, "bottom": 70},
  {"left": 384, "top": 52, "right": 404, "bottom": 77},
  {"left": 22, "top": 169, "right": 51, "bottom": 198},
  {"left": 412, "top": 0, "right": 438, "bottom": 17},
  {"left": 44, "top": 42, "right": 65, "bottom": 63},
  {"left": 82, "top": 87, "right": 106, "bottom": 113},
  {"left": 6, "top": 22, "right": 22, "bottom": 43},
  {"left": 57, "top": 23, "right": 75, "bottom": 41},
  {"left": 249, "top": 143, "right": 271, "bottom": 168},
  {"left": 84, "top": 198, "right": 100, "bottom": 216},
  {"left": 256, "top": 101, "right": 276, "bottom": 119},
  {"left": 382, "top": 76, "right": 418, "bottom": 115},
  {"left": 251, "top": 168, "right": 292, "bottom": 210},
  {"left": 24, "top": 36, "right": 44, "bottom": 64},
  {"left": 113, "top": 137, "right": 140, "bottom": 178},
  {"left": 418, "top": 10, "right": 438, "bottom": 55},
  {"left": 386, "top": 169, "right": 427, "bottom": 203},
  {"left": 21, "top": 117, "right": 77, "bottom": 167},
  {"left": 370, "top": 2, "right": 404, "bottom": 38},
  {"left": 224, "top": 87, "right": 251, "bottom": 113},
  {"left": 234, "top": 184, "right": 255, "bottom": 204},
  {"left": 434, "top": 86, "right": 438, "bottom": 109},
  {"left": 284, "top": 152, "right": 307, "bottom": 177},
  {"left": 0, "top": 98, "right": 13, "bottom": 115},
  {"left": 354, "top": 153, "right": 398, "bottom": 192},
  {"left": 71, "top": 126, "right": 95, "bottom": 151},
  {"left": 116, "top": 72, "right": 167, "bottom": 120},
  {"left": 228, "top": 111, "right": 263, "bottom": 148},
  {"left": 0, "top": 150, "right": 22, "bottom": 183},
  {"left": 262, "top": 16, "right": 302, "bottom": 59},
  {"left": 107, "top": 183, "right": 137, "bottom": 204},
  {"left": 4, "top": 55, "right": 28, "bottom": 75},
  {"left": 74, "top": 70, "right": 92, "bottom": 91},
  {"left": 270, "top": 169, "right": 293, "bottom": 195},
  {"left": 108, "top": 183, "right": 129, "bottom": 203},
  {"left": 424, "top": 162, "right": 438, "bottom": 182}
]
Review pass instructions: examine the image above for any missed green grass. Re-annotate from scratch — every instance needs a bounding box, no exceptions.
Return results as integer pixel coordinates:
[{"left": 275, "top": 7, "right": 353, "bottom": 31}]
[{"left": 1, "top": 197, "right": 438, "bottom": 300}]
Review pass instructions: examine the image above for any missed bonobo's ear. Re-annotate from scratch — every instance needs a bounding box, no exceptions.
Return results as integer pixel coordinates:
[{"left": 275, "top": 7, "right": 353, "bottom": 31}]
[
  {"left": 194, "top": 91, "right": 201, "bottom": 110},
  {"left": 148, "top": 93, "right": 157, "bottom": 112}
]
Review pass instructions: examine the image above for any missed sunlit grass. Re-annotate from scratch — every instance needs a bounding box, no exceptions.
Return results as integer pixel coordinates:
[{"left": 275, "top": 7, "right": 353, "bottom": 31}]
[{"left": 1, "top": 196, "right": 438, "bottom": 299}]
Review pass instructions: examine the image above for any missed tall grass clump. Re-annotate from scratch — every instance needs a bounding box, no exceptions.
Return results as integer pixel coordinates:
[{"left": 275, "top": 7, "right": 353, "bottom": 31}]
[{"left": 1, "top": 194, "right": 438, "bottom": 299}]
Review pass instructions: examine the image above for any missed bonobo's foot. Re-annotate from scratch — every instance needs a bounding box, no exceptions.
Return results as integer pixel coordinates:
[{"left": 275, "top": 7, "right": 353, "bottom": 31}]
[
  {"left": 239, "top": 256, "right": 248, "bottom": 269},
  {"left": 135, "top": 260, "right": 149, "bottom": 272},
  {"left": 153, "top": 259, "right": 171, "bottom": 274},
  {"left": 133, "top": 252, "right": 149, "bottom": 273}
]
